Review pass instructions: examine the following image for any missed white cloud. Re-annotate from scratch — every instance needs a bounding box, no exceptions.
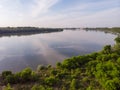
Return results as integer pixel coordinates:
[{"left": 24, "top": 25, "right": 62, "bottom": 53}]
[
  {"left": 30, "top": 0, "right": 60, "bottom": 17},
  {"left": 0, "top": 0, "right": 119, "bottom": 27},
  {"left": 31, "top": 7, "right": 120, "bottom": 28},
  {"left": 0, "top": 4, "right": 2, "bottom": 8},
  {"left": 0, "top": 0, "right": 60, "bottom": 17},
  {"left": 0, "top": 0, "right": 60, "bottom": 26},
  {"left": 32, "top": 0, "right": 120, "bottom": 27}
]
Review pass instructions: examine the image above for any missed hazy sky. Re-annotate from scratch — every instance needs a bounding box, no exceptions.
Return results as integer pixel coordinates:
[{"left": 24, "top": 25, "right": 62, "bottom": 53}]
[{"left": 0, "top": 0, "right": 120, "bottom": 27}]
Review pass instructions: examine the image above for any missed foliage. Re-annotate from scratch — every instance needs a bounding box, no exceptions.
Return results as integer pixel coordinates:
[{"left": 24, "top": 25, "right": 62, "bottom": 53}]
[
  {"left": 45, "top": 76, "right": 59, "bottom": 86},
  {"left": 2, "top": 71, "right": 12, "bottom": 79},
  {"left": 32, "top": 85, "right": 46, "bottom": 90},
  {"left": 70, "top": 79, "right": 78, "bottom": 90},
  {"left": 4, "top": 83, "right": 13, "bottom": 90}
]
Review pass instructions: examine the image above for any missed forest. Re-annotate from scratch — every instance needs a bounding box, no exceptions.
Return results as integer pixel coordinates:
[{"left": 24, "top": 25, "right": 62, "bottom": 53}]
[
  {"left": 0, "top": 27, "right": 63, "bottom": 37},
  {"left": 0, "top": 29, "right": 120, "bottom": 90}
]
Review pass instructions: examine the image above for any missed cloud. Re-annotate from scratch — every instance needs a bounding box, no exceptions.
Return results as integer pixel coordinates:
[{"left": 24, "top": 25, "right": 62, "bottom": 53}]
[
  {"left": 0, "top": 0, "right": 60, "bottom": 26},
  {"left": 32, "top": 7, "right": 120, "bottom": 28},
  {"left": 0, "top": 4, "right": 2, "bottom": 8},
  {"left": 32, "top": 0, "right": 120, "bottom": 27},
  {"left": 30, "top": 0, "right": 60, "bottom": 17},
  {"left": 0, "top": 0, "right": 119, "bottom": 27},
  {"left": 0, "top": 0, "right": 60, "bottom": 17}
]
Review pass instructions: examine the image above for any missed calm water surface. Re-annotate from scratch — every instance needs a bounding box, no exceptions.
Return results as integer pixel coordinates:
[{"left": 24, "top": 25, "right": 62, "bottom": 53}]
[{"left": 0, "top": 29, "right": 116, "bottom": 72}]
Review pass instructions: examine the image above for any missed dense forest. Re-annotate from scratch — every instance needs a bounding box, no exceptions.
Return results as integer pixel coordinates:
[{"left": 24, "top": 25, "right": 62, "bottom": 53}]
[
  {"left": 0, "top": 29, "right": 120, "bottom": 90},
  {"left": 0, "top": 27, "right": 63, "bottom": 37}
]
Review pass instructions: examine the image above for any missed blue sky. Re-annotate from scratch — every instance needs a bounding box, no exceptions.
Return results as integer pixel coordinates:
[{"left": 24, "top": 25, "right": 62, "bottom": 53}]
[{"left": 0, "top": 0, "right": 120, "bottom": 27}]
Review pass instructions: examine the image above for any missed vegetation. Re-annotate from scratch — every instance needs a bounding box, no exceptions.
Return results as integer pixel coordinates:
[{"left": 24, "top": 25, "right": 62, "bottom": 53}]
[
  {"left": 0, "top": 27, "right": 120, "bottom": 37},
  {"left": 0, "top": 27, "right": 63, "bottom": 37},
  {"left": 84, "top": 27, "right": 120, "bottom": 35}
]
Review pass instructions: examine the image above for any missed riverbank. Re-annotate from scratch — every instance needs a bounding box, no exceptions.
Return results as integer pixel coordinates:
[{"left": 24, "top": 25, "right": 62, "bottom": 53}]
[{"left": 0, "top": 27, "right": 63, "bottom": 37}]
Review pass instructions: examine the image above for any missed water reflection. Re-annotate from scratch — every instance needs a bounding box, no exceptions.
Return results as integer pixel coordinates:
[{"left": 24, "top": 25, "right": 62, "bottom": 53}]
[{"left": 0, "top": 29, "right": 116, "bottom": 72}]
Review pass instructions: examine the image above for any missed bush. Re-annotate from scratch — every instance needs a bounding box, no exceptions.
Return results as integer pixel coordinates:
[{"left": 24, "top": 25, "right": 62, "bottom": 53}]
[
  {"left": 37, "top": 65, "right": 46, "bottom": 71},
  {"left": 32, "top": 85, "right": 45, "bottom": 90},
  {"left": 5, "top": 75, "right": 15, "bottom": 84},
  {"left": 51, "top": 70, "right": 58, "bottom": 75},
  {"left": 2, "top": 71, "right": 12, "bottom": 79},
  {"left": 70, "top": 79, "right": 78, "bottom": 90},
  {"left": 45, "top": 76, "right": 59, "bottom": 86},
  {"left": 4, "top": 83, "right": 13, "bottom": 90},
  {"left": 20, "top": 68, "right": 32, "bottom": 81}
]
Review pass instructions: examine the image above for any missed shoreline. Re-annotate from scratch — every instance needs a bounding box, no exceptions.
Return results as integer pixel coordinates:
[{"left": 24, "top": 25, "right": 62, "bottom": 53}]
[{"left": 0, "top": 27, "right": 63, "bottom": 37}]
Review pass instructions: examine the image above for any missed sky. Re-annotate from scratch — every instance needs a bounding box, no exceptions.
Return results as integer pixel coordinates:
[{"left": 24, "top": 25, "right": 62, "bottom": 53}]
[{"left": 0, "top": 0, "right": 120, "bottom": 28}]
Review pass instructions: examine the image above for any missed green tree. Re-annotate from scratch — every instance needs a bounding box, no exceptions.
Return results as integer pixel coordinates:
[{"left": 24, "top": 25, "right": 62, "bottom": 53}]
[
  {"left": 32, "top": 85, "right": 45, "bottom": 90},
  {"left": 70, "top": 79, "right": 78, "bottom": 90},
  {"left": 37, "top": 65, "right": 46, "bottom": 71},
  {"left": 45, "top": 76, "right": 59, "bottom": 86},
  {"left": 5, "top": 74, "right": 15, "bottom": 84},
  {"left": 115, "top": 37, "right": 120, "bottom": 43},
  {"left": 4, "top": 83, "right": 13, "bottom": 90},
  {"left": 114, "top": 37, "right": 120, "bottom": 52},
  {"left": 2, "top": 71, "right": 12, "bottom": 79},
  {"left": 20, "top": 67, "right": 32, "bottom": 81},
  {"left": 102, "top": 45, "right": 112, "bottom": 54}
]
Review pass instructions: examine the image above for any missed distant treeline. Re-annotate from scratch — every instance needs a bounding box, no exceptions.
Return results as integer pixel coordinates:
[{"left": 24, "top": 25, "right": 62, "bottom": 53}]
[
  {"left": 83, "top": 27, "right": 120, "bottom": 35},
  {"left": 0, "top": 27, "right": 63, "bottom": 37},
  {"left": 0, "top": 27, "right": 120, "bottom": 37},
  {"left": 63, "top": 27, "right": 120, "bottom": 35}
]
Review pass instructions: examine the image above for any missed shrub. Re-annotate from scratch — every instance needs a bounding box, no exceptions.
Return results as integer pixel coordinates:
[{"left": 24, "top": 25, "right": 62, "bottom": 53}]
[
  {"left": 4, "top": 83, "right": 13, "bottom": 90},
  {"left": 45, "top": 76, "right": 59, "bottom": 86},
  {"left": 20, "top": 68, "right": 32, "bottom": 82},
  {"left": 32, "top": 85, "right": 45, "bottom": 90},
  {"left": 2, "top": 71, "right": 12, "bottom": 79}
]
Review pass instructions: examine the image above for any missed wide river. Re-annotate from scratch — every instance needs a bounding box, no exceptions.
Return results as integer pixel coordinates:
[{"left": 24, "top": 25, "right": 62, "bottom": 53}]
[{"left": 0, "top": 29, "right": 116, "bottom": 72}]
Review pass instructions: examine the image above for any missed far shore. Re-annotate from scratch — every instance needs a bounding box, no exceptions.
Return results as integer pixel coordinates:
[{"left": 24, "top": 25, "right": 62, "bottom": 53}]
[{"left": 0, "top": 27, "right": 63, "bottom": 37}]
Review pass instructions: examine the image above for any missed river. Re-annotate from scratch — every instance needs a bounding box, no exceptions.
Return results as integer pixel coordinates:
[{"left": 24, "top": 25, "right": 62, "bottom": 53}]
[{"left": 0, "top": 29, "right": 116, "bottom": 72}]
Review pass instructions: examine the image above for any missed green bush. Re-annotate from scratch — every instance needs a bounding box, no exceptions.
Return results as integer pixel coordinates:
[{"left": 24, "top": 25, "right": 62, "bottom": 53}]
[
  {"left": 4, "top": 83, "right": 14, "bottom": 90},
  {"left": 2, "top": 71, "right": 12, "bottom": 79},
  {"left": 5, "top": 74, "right": 15, "bottom": 84},
  {"left": 45, "top": 76, "right": 59, "bottom": 86},
  {"left": 20, "top": 68, "right": 32, "bottom": 81},
  {"left": 32, "top": 85, "right": 45, "bottom": 90}
]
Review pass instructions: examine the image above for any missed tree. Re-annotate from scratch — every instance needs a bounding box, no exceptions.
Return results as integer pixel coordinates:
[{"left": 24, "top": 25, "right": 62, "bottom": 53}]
[
  {"left": 56, "top": 62, "right": 62, "bottom": 68},
  {"left": 20, "top": 67, "right": 32, "bottom": 82},
  {"left": 4, "top": 83, "right": 13, "bottom": 90},
  {"left": 32, "top": 85, "right": 45, "bottom": 90},
  {"left": 51, "top": 70, "right": 58, "bottom": 76},
  {"left": 5, "top": 74, "right": 15, "bottom": 84},
  {"left": 70, "top": 79, "right": 78, "bottom": 90},
  {"left": 2, "top": 71, "right": 12, "bottom": 79},
  {"left": 103, "top": 45, "right": 112, "bottom": 54},
  {"left": 45, "top": 76, "right": 59, "bottom": 86},
  {"left": 115, "top": 37, "right": 120, "bottom": 43},
  {"left": 37, "top": 65, "right": 46, "bottom": 72},
  {"left": 104, "top": 78, "right": 120, "bottom": 90},
  {"left": 114, "top": 37, "right": 120, "bottom": 52}
]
